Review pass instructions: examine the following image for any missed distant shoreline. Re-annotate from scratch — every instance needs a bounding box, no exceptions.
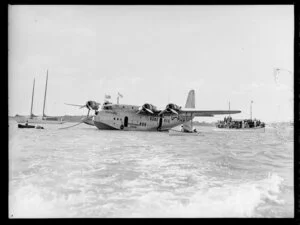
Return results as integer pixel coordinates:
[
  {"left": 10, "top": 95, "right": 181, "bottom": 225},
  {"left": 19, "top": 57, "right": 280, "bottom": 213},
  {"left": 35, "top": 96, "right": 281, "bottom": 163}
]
[
  {"left": 8, "top": 115, "right": 293, "bottom": 125},
  {"left": 10, "top": 115, "right": 86, "bottom": 123}
]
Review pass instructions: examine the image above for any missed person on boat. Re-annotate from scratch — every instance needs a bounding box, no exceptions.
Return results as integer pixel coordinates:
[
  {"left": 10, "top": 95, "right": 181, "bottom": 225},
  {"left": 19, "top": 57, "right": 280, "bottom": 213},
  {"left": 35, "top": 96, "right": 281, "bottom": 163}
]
[
  {"left": 25, "top": 120, "right": 28, "bottom": 126},
  {"left": 181, "top": 125, "right": 193, "bottom": 133},
  {"left": 184, "top": 128, "right": 193, "bottom": 133}
]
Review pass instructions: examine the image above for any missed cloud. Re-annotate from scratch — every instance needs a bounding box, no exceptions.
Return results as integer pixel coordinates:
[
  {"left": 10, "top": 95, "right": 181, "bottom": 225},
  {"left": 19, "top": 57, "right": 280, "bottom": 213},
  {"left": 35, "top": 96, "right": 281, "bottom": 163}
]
[{"left": 251, "top": 82, "right": 264, "bottom": 89}]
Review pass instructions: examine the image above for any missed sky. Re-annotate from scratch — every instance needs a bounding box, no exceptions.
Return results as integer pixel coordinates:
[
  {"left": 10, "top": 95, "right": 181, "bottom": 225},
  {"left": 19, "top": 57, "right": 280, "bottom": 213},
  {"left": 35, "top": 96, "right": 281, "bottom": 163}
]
[{"left": 8, "top": 5, "right": 294, "bottom": 122}]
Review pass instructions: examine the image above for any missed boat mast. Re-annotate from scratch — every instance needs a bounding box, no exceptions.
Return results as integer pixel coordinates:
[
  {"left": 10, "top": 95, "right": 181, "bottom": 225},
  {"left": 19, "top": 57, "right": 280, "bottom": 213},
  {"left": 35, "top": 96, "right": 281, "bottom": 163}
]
[
  {"left": 42, "top": 69, "right": 48, "bottom": 118},
  {"left": 250, "top": 100, "right": 253, "bottom": 120},
  {"left": 30, "top": 78, "right": 35, "bottom": 119}
]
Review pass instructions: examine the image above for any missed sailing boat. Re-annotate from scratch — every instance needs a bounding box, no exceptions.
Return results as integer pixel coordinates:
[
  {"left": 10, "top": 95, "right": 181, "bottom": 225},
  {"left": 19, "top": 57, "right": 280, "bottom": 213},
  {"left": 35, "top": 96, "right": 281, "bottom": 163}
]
[{"left": 16, "top": 70, "right": 65, "bottom": 124}]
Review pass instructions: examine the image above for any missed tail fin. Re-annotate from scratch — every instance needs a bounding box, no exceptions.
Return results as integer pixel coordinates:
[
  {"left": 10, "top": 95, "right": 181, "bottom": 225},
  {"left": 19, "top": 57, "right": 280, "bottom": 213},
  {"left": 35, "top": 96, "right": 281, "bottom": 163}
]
[
  {"left": 182, "top": 90, "right": 195, "bottom": 132},
  {"left": 185, "top": 90, "right": 195, "bottom": 108}
]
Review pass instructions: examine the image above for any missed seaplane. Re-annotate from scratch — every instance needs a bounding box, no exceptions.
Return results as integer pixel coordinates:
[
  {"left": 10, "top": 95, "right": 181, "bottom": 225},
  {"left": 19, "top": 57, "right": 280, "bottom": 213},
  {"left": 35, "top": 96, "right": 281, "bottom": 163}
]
[{"left": 64, "top": 90, "right": 241, "bottom": 131}]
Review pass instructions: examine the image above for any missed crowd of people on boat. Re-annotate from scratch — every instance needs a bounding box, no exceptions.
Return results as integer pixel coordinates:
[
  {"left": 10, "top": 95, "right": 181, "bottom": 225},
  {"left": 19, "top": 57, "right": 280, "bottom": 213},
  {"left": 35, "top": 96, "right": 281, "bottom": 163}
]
[{"left": 216, "top": 116, "right": 265, "bottom": 129}]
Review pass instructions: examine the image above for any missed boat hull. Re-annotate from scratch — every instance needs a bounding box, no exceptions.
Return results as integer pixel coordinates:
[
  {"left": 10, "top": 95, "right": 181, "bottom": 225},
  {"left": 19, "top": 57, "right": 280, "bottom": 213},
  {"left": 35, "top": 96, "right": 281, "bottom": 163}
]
[
  {"left": 168, "top": 129, "right": 203, "bottom": 136},
  {"left": 18, "top": 124, "right": 35, "bottom": 128},
  {"left": 213, "top": 127, "right": 265, "bottom": 133},
  {"left": 81, "top": 117, "right": 95, "bottom": 126},
  {"left": 94, "top": 121, "right": 118, "bottom": 130},
  {"left": 15, "top": 117, "right": 65, "bottom": 124}
]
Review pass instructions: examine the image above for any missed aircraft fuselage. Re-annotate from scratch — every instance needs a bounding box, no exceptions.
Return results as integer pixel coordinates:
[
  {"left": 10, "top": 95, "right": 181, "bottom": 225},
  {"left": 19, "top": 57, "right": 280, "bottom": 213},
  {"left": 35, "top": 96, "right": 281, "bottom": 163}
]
[{"left": 93, "top": 104, "right": 193, "bottom": 131}]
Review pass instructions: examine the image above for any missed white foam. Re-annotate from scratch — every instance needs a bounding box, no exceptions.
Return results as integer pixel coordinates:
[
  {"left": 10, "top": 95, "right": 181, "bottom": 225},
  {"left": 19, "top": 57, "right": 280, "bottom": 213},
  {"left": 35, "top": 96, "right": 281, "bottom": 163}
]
[{"left": 115, "top": 173, "right": 285, "bottom": 218}]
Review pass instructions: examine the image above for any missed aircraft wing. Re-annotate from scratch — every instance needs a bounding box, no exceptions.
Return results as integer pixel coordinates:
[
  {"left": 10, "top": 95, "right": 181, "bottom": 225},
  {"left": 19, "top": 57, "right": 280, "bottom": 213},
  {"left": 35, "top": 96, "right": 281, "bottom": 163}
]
[{"left": 178, "top": 109, "right": 241, "bottom": 117}]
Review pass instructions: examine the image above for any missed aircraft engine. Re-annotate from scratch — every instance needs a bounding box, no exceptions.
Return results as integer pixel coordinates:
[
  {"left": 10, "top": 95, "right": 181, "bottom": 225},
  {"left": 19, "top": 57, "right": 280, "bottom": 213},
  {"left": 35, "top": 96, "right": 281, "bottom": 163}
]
[
  {"left": 158, "top": 103, "right": 181, "bottom": 115},
  {"left": 65, "top": 100, "right": 101, "bottom": 117},
  {"left": 86, "top": 101, "right": 100, "bottom": 111},
  {"left": 136, "top": 103, "right": 157, "bottom": 114}
]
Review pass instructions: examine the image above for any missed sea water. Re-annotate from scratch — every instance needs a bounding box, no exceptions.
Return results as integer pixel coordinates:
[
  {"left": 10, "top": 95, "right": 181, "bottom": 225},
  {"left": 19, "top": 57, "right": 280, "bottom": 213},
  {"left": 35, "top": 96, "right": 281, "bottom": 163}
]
[{"left": 8, "top": 119, "right": 294, "bottom": 218}]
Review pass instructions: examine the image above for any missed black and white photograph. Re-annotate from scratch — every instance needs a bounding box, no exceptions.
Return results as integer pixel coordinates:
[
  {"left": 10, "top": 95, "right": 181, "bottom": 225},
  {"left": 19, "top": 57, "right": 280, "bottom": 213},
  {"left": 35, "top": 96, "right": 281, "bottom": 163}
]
[{"left": 8, "top": 5, "right": 294, "bottom": 217}]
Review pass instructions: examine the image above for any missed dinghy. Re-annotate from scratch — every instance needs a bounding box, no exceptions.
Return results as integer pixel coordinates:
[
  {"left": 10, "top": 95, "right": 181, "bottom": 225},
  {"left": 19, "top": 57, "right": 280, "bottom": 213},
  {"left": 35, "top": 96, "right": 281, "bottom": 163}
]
[
  {"left": 17, "top": 124, "right": 44, "bottom": 129},
  {"left": 168, "top": 129, "right": 203, "bottom": 136},
  {"left": 18, "top": 124, "right": 35, "bottom": 129}
]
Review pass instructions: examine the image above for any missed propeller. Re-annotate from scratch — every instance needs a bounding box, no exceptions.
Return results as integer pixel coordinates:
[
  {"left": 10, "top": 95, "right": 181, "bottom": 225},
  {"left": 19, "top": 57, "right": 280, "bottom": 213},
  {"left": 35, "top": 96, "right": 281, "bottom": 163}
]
[
  {"left": 65, "top": 100, "right": 100, "bottom": 111},
  {"left": 63, "top": 100, "right": 100, "bottom": 129},
  {"left": 158, "top": 103, "right": 180, "bottom": 116},
  {"left": 136, "top": 103, "right": 156, "bottom": 114},
  {"left": 169, "top": 108, "right": 178, "bottom": 115}
]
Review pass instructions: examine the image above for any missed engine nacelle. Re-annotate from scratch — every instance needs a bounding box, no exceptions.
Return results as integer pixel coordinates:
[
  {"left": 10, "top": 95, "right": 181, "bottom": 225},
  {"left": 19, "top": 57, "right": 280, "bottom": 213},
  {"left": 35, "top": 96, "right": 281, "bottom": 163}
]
[
  {"left": 137, "top": 103, "right": 158, "bottom": 114},
  {"left": 143, "top": 103, "right": 157, "bottom": 112},
  {"left": 158, "top": 103, "right": 181, "bottom": 116},
  {"left": 86, "top": 101, "right": 100, "bottom": 110},
  {"left": 165, "top": 103, "right": 181, "bottom": 111}
]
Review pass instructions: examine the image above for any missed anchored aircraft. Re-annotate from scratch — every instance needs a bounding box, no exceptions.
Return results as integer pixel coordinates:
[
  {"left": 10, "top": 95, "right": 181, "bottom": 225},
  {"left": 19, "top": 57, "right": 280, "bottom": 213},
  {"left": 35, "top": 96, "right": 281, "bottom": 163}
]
[{"left": 64, "top": 90, "right": 241, "bottom": 131}]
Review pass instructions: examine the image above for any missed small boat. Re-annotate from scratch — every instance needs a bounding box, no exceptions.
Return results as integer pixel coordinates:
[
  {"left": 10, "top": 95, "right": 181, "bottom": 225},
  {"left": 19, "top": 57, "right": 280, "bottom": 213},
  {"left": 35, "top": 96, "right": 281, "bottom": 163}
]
[
  {"left": 213, "top": 126, "right": 265, "bottom": 133},
  {"left": 18, "top": 124, "right": 35, "bottom": 129},
  {"left": 18, "top": 124, "right": 44, "bottom": 129},
  {"left": 214, "top": 101, "right": 265, "bottom": 133},
  {"left": 168, "top": 109, "right": 204, "bottom": 136},
  {"left": 168, "top": 129, "right": 203, "bottom": 136},
  {"left": 215, "top": 117, "right": 265, "bottom": 133},
  {"left": 35, "top": 125, "right": 44, "bottom": 129}
]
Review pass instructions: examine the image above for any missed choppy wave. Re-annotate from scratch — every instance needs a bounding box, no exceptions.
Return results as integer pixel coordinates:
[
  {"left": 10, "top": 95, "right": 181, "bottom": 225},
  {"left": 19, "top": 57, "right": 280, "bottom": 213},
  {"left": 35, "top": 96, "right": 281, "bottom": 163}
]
[
  {"left": 8, "top": 120, "right": 293, "bottom": 218},
  {"left": 9, "top": 172, "right": 286, "bottom": 218}
]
